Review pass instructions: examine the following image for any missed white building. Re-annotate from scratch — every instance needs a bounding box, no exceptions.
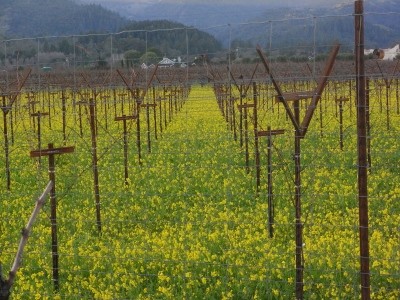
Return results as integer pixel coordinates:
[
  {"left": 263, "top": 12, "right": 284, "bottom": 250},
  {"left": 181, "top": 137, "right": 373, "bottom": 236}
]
[
  {"left": 158, "top": 57, "right": 175, "bottom": 67},
  {"left": 365, "top": 44, "right": 400, "bottom": 60}
]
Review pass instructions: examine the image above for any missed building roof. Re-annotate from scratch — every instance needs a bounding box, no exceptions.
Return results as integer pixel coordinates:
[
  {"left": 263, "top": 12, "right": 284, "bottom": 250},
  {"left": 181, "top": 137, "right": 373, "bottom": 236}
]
[{"left": 158, "top": 57, "right": 175, "bottom": 66}]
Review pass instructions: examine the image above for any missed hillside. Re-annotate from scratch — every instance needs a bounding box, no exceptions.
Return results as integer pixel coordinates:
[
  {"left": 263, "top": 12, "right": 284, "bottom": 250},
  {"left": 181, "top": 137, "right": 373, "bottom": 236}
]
[
  {"left": 119, "top": 20, "right": 222, "bottom": 57},
  {"left": 1, "top": 0, "right": 398, "bottom": 64},
  {"left": 0, "top": 0, "right": 222, "bottom": 69},
  {"left": 211, "top": 4, "right": 400, "bottom": 53},
  {"left": 0, "top": 0, "right": 127, "bottom": 37},
  {"left": 105, "top": 0, "right": 400, "bottom": 51}
]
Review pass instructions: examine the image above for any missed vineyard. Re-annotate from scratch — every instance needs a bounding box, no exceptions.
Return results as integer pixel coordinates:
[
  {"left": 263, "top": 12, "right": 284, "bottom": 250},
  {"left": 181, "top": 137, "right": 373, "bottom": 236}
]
[{"left": 1, "top": 6, "right": 400, "bottom": 300}]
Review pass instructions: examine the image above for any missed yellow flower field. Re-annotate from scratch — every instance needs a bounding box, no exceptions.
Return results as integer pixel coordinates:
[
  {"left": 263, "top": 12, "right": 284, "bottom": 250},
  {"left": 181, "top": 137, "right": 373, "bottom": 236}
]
[{"left": 0, "top": 81, "right": 399, "bottom": 299}]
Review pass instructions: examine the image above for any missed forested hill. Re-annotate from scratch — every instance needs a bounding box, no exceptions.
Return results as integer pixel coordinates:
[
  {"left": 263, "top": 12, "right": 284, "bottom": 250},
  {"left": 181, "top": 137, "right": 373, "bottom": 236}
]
[
  {"left": 119, "top": 20, "right": 222, "bottom": 57},
  {"left": 0, "top": 0, "right": 127, "bottom": 37},
  {"left": 0, "top": 0, "right": 222, "bottom": 60}
]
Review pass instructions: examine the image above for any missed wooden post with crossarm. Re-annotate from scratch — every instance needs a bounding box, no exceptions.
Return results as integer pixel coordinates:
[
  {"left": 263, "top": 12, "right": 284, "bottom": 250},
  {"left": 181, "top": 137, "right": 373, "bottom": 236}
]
[
  {"left": 30, "top": 143, "right": 74, "bottom": 292},
  {"left": 257, "top": 43, "right": 340, "bottom": 299}
]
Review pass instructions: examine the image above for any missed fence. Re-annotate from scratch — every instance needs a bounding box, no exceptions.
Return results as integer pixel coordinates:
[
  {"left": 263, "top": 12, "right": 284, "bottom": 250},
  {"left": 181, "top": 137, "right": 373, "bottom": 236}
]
[{"left": 0, "top": 5, "right": 399, "bottom": 299}]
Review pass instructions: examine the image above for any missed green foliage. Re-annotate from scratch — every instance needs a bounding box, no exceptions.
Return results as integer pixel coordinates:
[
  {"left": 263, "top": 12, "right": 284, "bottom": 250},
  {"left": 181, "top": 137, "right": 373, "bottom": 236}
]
[
  {"left": 120, "top": 20, "right": 222, "bottom": 57},
  {"left": 123, "top": 50, "right": 141, "bottom": 68},
  {"left": 58, "top": 39, "right": 73, "bottom": 55},
  {"left": 2, "top": 0, "right": 128, "bottom": 37},
  {"left": 140, "top": 51, "right": 159, "bottom": 65}
]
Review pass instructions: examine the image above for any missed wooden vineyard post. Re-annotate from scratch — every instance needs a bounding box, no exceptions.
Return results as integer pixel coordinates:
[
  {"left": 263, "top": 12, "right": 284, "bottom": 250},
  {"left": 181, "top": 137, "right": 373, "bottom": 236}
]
[
  {"left": 0, "top": 69, "right": 32, "bottom": 190},
  {"left": 169, "top": 87, "right": 177, "bottom": 117},
  {"left": 116, "top": 66, "right": 159, "bottom": 164},
  {"left": 89, "top": 98, "right": 102, "bottom": 232},
  {"left": 79, "top": 73, "right": 118, "bottom": 232},
  {"left": 319, "top": 90, "right": 324, "bottom": 137},
  {"left": 74, "top": 98, "right": 102, "bottom": 232},
  {"left": 135, "top": 96, "right": 142, "bottom": 165},
  {"left": 293, "top": 99, "right": 303, "bottom": 298},
  {"left": 61, "top": 90, "right": 68, "bottom": 144},
  {"left": 26, "top": 93, "right": 39, "bottom": 134},
  {"left": 396, "top": 79, "right": 399, "bottom": 115},
  {"left": 230, "top": 64, "right": 259, "bottom": 146},
  {"left": 115, "top": 115, "right": 137, "bottom": 185},
  {"left": 163, "top": 93, "right": 168, "bottom": 130},
  {"left": 237, "top": 102, "right": 255, "bottom": 174},
  {"left": 375, "top": 60, "right": 399, "bottom": 130},
  {"left": 253, "top": 82, "right": 260, "bottom": 191},
  {"left": 216, "top": 86, "right": 226, "bottom": 122},
  {"left": 224, "top": 87, "right": 229, "bottom": 124},
  {"left": 355, "top": 1, "right": 371, "bottom": 298},
  {"left": 30, "top": 111, "right": 49, "bottom": 164},
  {"left": 118, "top": 92, "right": 127, "bottom": 115},
  {"left": 163, "top": 87, "right": 168, "bottom": 130},
  {"left": 257, "top": 128, "right": 285, "bottom": 238},
  {"left": 221, "top": 89, "right": 229, "bottom": 129},
  {"left": 101, "top": 94, "right": 110, "bottom": 130},
  {"left": 152, "top": 86, "right": 158, "bottom": 140},
  {"left": 230, "top": 94, "right": 237, "bottom": 142},
  {"left": 172, "top": 87, "right": 178, "bottom": 114},
  {"left": 384, "top": 81, "right": 389, "bottom": 130},
  {"left": 257, "top": 43, "right": 340, "bottom": 299},
  {"left": 157, "top": 95, "right": 164, "bottom": 136},
  {"left": 1, "top": 95, "right": 11, "bottom": 191},
  {"left": 376, "top": 81, "right": 383, "bottom": 113},
  {"left": 335, "top": 97, "right": 349, "bottom": 150},
  {"left": 75, "top": 101, "right": 86, "bottom": 137},
  {"left": 239, "top": 86, "right": 244, "bottom": 146},
  {"left": 30, "top": 144, "right": 75, "bottom": 291},
  {"left": 168, "top": 93, "right": 173, "bottom": 123},
  {"left": 366, "top": 78, "right": 371, "bottom": 171},
  {"left": 112, "top": 88, "right": 117, "bottom": 117},
  {"left": 48, "top": 91, "right": 57, "bottom": 129},
  {"left": 141, "top": 102, "right": 157, "bottom": 153},
  {"left": 349, "top": 79, "right": 354, "bottom": 117}
]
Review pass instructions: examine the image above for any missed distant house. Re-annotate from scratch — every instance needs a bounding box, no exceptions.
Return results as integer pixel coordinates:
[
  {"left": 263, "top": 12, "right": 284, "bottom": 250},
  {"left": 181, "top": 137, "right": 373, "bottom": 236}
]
[
  {"left": 158, "top": 57, "right": 175, "bottom": 67},
  {"left": 141, "top": 63, "right": 157, "bottom": 69},
  {"left": 365, "top": 44, "right": 400, "bottom": 60}
]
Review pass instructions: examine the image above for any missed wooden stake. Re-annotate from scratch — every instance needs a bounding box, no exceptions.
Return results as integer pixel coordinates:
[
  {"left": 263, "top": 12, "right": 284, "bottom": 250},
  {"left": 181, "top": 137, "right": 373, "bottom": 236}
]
[
  {"left": 141, "top": 103, "right": 157, "bottom": 153},
  {"left": 355, "top": 1, "right": 371, "bottom": 298},
  {"left": 115, "top": 115, "right": 137, "bottom": 185},
  {"left": 30, "top": 144, "right": 75, "bottom": 291},
  {"left": 30, "top": 111, "right": 49, "bottom": 164},
  {"left": 237, "top": 103, "right": 255, "bottom": 174},
  {"left": 88, "top": 98, "right": 102, "bottom": 232},
  {"left": 335, "top": 97, "right": 349, "bottom": 150},
  {"left": 257, "top": 128, "right": 285, "bottom": 238}
]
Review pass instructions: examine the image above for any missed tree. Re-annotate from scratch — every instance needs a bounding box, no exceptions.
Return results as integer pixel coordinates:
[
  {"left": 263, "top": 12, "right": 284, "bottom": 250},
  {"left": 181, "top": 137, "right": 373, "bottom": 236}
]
[
  {"left": 140, "top": 51, "right": 159, "bottom": 65},
  {"left": 58, "top": 39, "right": 73, "bottom": 55},
  {"left": 123, "top": 50, "right": 141, "bottom": 68}
]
